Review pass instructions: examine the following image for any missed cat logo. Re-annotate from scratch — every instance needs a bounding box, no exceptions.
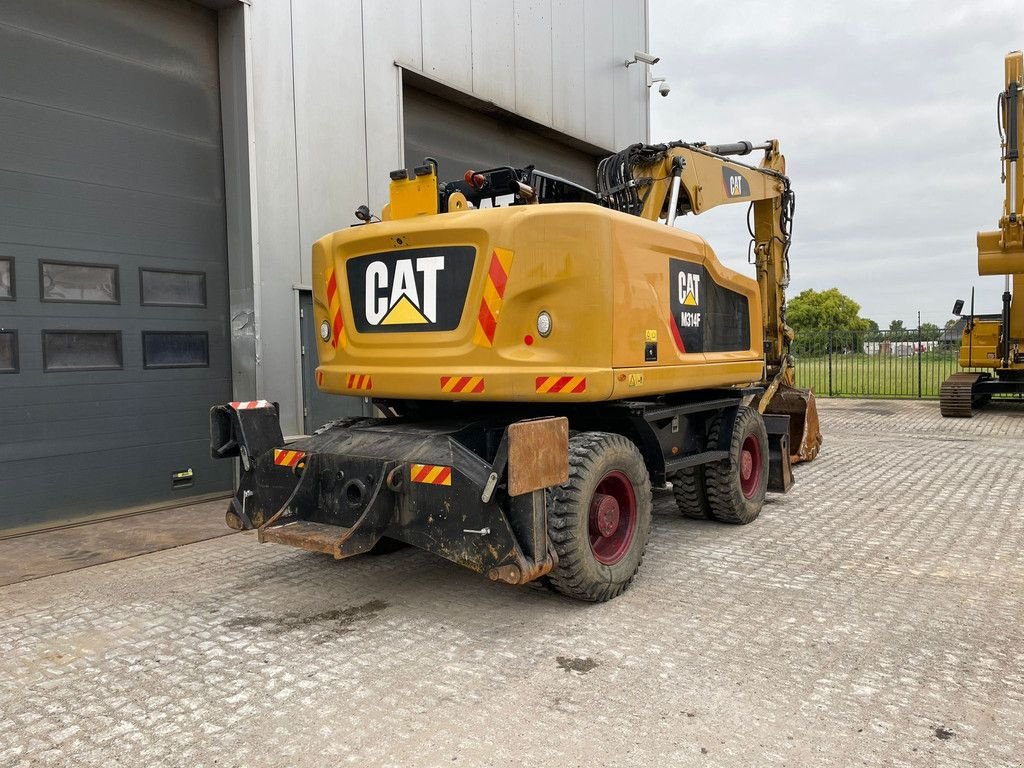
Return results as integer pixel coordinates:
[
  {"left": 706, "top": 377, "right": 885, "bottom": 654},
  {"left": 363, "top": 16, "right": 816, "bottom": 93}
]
[
  {"left": 721, "top": 167, "right": 750, "bottom": 198},
  {"left": 678, "top": 270, "right": 701, "bottom": 309},
  {"left": 674, "top": 266, "right": 702, "bottom": 335},
  {"left": 347, "top": 246, "right": 475, "bottom": 333},
  {"left": 365, "top": 256, "right": 443, "bottom": 326}
]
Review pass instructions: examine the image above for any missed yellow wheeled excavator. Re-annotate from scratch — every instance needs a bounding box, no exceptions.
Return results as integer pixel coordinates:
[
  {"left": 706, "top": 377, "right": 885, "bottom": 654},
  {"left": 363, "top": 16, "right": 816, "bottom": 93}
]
[
  {"left": 941, "top": 50, "right": 1024, "bottom": 416},
  {"left": 210, "top": 138, "right": 821, "bottom": 602}
]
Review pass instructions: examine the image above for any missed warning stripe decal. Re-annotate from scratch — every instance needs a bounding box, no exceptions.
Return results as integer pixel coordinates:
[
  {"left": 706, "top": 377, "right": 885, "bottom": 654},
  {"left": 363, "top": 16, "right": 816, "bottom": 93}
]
[
  {"left": 325, "top": 266, "right": 346, "bottom": 349},
  {"left": 440, "top": 375, "right": 485, "bottom": 394},
  {"left": 668, "top": 312, "right": 686, "bottom": 353},
  {"left": 346, "top": 374, "right": 372, "bottom": 391},
  {"left": 410, "top": 463, "right": 452, "bottom": 486},
  {"left": 473, "top": 248, "right": 513, "bottom": 347},
  {"left": 230, "top": 400, "right": 272, "bottom": 410},
  {"left": 535, "top": 376, "right": 587, "bottom": 394},
  {"left": 273, "top": 449, "right": 305, "bottom": 468}
]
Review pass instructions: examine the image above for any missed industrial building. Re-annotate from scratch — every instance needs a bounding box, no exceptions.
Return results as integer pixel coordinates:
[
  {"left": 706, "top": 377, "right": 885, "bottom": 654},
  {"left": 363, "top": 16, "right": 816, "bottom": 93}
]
[{"left": 0, "top": 0, "right": 651, "bottom": 530}]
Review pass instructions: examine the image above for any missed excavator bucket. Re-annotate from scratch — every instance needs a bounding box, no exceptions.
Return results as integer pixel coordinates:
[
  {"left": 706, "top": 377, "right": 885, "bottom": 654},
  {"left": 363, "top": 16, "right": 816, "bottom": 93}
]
[
  {"left": 762, "top": 384, "right": 822, "bottom": 464},
  {"left": 977, "top": 230, "right": 1024, "bottom": 275}
]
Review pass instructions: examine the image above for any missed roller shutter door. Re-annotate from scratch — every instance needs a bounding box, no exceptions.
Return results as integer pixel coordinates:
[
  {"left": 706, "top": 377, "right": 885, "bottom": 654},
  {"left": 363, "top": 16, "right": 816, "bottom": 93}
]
[
  {"left": 0, "top": 0, "right": 231, "bottom": 530},
  {"left": 403, "top": 86, "right": 599, "bottom": 189}
]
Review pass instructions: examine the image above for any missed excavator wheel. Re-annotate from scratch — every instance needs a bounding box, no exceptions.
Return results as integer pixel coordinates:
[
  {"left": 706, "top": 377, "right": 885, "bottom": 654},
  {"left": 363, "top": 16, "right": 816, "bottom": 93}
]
[
  {"left": 671, "top": 465, "right": 712, "bottom": 519},
  {"left": 703, "top": 406, "right": 768, "bottom": 525},
  {"left": 546, "top": 432, "right": 652, "bottom": 602}
]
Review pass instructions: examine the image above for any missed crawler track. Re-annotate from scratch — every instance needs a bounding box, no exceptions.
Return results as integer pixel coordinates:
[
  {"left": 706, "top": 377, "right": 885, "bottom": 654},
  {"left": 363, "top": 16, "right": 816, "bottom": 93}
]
[{"left": 939, "top": 372, "right": 987, "bottom": 418}]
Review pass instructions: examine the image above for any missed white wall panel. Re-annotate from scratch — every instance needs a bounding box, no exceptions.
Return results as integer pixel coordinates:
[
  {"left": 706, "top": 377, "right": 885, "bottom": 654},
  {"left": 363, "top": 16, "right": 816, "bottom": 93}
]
[
  {"left": 364, "top": 0, "right": 423, "bottom": 71},
  {"left": 291, "top": 0, "right": 367, "bottom": 288},
  {"left": 583, "top": 0, "right": 615, "bottom": 149},
  {"left": 249, "top": 0, "right": 301, "bottom": 425},
  {"left": 613, "top": 0, "right": 647, "bottom": 149},
  {"left": 422, "top": 0, "right": 473, "bottom": 92},
  {"left": 218, "top": 5, "right": 257, "bottom": 401},
  {"left": 470, "top": 0, "right": 516, "bottom": 110},
  {"left": 363, "top": 1, "right": 423, "bottom": 211},
  {"left": 550, "top": 0, "right": 586, "bottom": 139},
  {"left": 513, "top": 0, "right": 553, "bottom": 125}
]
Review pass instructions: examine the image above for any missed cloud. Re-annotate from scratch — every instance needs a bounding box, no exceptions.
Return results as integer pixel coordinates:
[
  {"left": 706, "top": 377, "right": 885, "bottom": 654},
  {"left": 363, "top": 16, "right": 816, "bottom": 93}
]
[{"left": 649, "top": 0, "right": 1020, "bottom": 324}]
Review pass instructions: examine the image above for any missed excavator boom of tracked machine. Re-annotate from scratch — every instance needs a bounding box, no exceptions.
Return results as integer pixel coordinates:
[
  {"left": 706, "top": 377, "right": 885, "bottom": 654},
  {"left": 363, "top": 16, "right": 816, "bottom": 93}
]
[
  {"left": 941, "top": 50, "right": 1024, "bottom": 417},
  {"left": 597, "top": 140, "right": 821, "bottom": 462}
]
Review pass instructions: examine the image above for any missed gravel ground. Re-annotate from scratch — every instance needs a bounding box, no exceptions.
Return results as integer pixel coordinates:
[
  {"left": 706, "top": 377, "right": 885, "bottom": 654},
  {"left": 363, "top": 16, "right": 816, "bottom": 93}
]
[{"left": 2, "top": 398, "right": 1023, "bottom": 767}]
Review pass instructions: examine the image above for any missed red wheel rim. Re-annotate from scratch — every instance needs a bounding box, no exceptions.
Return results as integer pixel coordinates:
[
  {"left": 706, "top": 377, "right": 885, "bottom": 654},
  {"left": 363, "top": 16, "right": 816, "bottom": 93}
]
[
  {"left": 739, "top": 434, "right": 763, "bottom": 499},
  {"left": 588, "top": 470, "right": 637, "bottom": 565}
]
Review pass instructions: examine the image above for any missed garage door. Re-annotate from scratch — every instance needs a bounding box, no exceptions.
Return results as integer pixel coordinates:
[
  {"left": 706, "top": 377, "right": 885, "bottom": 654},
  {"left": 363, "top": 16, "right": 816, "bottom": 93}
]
[
  {"left": 403, "top": 87, "right": 600, "bottom": 189},
  {"left": 0, "top": 0, "right": 231, "bottom": 531}
]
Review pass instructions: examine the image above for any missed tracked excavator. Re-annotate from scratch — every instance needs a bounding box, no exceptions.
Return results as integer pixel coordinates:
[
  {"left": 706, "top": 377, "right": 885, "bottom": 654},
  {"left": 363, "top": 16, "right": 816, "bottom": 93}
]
[
  {"left": 941, "top": 50, "right": 1024, "bottom": 416},
  {"left": 210, "top": 139, "right": 821, "bottom": 601}
]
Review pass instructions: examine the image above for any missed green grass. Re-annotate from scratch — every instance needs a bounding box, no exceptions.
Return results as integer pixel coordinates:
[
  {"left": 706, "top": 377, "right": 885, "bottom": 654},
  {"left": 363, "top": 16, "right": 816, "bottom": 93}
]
[{"left": 793, "top": 352, "right": 962, "bottom": 399}]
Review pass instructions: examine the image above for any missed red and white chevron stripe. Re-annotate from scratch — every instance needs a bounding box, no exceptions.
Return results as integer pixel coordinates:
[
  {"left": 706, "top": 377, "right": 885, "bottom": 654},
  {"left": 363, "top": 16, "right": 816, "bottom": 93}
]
[{"left": 229, "top": 400, "right": 272, "bottom": 410}]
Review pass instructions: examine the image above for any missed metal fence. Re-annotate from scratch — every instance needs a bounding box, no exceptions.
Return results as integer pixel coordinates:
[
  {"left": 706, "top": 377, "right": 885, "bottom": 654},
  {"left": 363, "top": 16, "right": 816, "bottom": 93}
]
[{"left": 792, "top": 328, "right": 965, "bottom": 399}]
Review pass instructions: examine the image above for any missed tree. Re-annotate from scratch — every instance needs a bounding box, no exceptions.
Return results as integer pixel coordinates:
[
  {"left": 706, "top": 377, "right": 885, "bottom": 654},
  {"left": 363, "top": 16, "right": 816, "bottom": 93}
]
[
  {"left": 862, "top": 318, "right": 881, "bottom": 341},
  {"left": 787, "top": 288, "right": 866, "bottom": 332},
  {"left": 919, "top": 322, "right": 941, "bottom": 342},
  {"left": 888, "top": 319, "right": 908, "bottom": 341}
]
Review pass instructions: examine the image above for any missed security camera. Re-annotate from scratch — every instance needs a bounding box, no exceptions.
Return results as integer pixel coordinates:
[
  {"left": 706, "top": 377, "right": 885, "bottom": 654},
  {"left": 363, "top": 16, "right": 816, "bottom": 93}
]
[
  {"left": 625, "top": 51, "right": 660, "bottom": 67},
  {"left": 649, "top": 76, "right": 671, "bottom": 97}
]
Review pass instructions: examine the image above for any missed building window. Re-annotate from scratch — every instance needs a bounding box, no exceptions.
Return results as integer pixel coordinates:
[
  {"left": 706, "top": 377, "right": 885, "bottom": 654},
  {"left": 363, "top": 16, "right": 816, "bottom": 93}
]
[
  {"left": 142, "top": 331, "right": 209, "bottom": 369},
  {"left": 40, "top": 261, "right": 119, "bottom": 304},
  {"left": 0, "top": 330, "right": 17, "bottom": 372},
  {"left": 140, "top": 268, "right": 206, "bottom": 307},
  {"left": 0, "top": 258, "right": 13, "bottom": 300},
  {"left": 43, "top": 331, "right": 123, "bottom": 371}
]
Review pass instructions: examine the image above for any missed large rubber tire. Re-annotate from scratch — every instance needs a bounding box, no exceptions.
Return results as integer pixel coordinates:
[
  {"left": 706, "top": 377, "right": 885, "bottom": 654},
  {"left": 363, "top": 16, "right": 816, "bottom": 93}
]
[
  {"left": 670, "top": 415, "right": 713, "bottom": 519},
  {"left": 670, "top": 465, "right": 712, "bottom": 519},
  {"left": 546, "top": 432, "right": 653, "bottom": 602},
  {"left": 704, "top": 406, "right": 768, "bottom": 525}
]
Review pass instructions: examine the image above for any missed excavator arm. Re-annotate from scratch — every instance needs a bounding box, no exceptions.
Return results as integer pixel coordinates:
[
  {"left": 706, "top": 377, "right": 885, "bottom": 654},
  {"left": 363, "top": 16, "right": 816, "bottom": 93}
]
[
  {"left": 598, "top": 140, "right": 820, "bottom": 462},
  {"left": 978, "top": 51, "right": 1024, "bottom": 274},
  {"left": 976, "top": 51, "right": 1024, "bottom": 369}
]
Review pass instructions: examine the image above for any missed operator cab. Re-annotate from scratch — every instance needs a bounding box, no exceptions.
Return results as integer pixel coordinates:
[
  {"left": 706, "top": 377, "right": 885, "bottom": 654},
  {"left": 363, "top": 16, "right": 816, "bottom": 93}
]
[{"left": 438, "top": 165, "right": 600, "bottom": 211}]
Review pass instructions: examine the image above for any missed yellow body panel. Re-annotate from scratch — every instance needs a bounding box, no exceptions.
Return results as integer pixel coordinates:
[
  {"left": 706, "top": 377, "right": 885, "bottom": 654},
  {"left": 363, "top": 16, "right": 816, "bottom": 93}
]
[
  {"left": 312, "top": 204, "right": 764, "bottom": 402},
  {"left": 383, "top": 167, "right": 440, "bottom": 220},
  {"left": 959, "top": 317, "right": 1021, "bottom": 369}
]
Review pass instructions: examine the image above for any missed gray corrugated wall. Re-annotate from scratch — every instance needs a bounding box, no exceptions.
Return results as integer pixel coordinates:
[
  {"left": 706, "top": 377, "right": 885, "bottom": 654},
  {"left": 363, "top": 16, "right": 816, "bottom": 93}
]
[{"left": 0, "top": 0, "right": 232, "bottom": 530}]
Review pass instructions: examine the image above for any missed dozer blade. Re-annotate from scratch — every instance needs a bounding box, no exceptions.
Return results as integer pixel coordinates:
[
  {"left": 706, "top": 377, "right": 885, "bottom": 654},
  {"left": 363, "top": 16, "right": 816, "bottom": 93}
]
[{"left": 762, "top": 384, "right": 822, "bottom": 464}]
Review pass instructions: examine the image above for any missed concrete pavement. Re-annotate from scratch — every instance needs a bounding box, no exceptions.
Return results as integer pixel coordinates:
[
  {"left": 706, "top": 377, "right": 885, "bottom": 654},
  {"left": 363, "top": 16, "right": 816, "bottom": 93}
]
[{"left": 2, "top": 399, "right": 1023, "bottom": 767}]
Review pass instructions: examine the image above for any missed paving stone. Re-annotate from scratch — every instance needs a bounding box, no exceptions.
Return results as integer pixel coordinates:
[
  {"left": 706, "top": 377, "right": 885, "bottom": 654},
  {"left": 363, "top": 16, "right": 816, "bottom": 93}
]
[{"left": 1, "top": 399, "right": 1023, "bottom": 766}]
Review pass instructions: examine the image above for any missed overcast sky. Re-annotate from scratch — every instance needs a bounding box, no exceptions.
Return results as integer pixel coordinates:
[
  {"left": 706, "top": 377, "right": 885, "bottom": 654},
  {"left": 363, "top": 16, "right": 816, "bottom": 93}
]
[{"left": 648, "top": 0, "right": 1020, "bottom": 326}]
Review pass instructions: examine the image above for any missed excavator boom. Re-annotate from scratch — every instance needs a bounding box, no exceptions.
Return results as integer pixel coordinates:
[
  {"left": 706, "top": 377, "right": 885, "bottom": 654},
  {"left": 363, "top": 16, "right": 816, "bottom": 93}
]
[{"left": 597, "top": 140, "right": 821, "bottom": 462}]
